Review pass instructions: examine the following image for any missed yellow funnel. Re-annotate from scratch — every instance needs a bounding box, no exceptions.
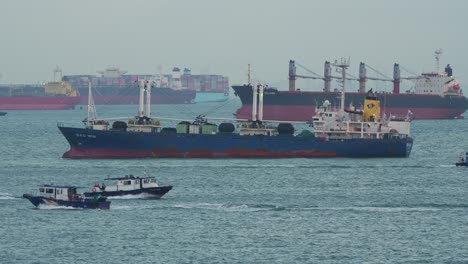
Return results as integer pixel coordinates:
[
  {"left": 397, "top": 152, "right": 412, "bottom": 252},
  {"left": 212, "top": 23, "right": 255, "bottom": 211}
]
[{"left": 363, "top": 93, "right": 380, "bottom": 122}]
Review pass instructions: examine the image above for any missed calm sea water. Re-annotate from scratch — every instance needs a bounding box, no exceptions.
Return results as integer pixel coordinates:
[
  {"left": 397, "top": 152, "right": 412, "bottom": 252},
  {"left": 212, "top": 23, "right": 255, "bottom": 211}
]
[{"left": 1, "top": 100, "right": 467, "bottom": 263}]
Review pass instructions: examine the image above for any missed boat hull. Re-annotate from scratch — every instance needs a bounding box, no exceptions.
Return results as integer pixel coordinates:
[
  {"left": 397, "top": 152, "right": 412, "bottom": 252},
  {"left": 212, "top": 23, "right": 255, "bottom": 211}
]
[
  {"left": 59, "top": 126, "right": 413, "bottom": 159},
  {"left": 23, "top": 194, "right": 110, "bottom": 209},
  {"left": 0, "top": 96, "right": 80, "bottom": 110},
  {"left": 233, "top": 85, "right": 468, "bottom": 121},
  {"left": 83, "top": 186, "right": 173, "bottom": 198},
  {"left": 455, "top": 162, "right": 468, "bottom": 167}
]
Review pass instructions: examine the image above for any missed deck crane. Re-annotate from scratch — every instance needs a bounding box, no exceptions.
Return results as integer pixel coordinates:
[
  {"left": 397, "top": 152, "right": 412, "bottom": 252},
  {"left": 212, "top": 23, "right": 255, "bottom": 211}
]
[{"left": 289, "top": 60, "right": 426, "bottom": 94}]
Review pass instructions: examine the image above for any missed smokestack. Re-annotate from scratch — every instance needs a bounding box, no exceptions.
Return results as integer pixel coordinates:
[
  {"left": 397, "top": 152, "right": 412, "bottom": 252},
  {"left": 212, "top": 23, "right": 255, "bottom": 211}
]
[
  {"left": 324, "top": 61, "right": 332, "bottom": 92},
  {"left": 445, "top": 64, "right": 453, "bottom": 77},
  {"left": 289, "top": 60, "right": 296, "bottom": 91},
  {"left": 393, "top": 63, "right": 400, "bottom": 94},
  {"left": 359, "top": 62, "right": 366, "bottom": 93}
]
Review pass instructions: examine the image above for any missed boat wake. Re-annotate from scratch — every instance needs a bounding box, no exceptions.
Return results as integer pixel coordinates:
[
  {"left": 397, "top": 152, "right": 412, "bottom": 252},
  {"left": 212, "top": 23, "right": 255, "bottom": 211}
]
[
  {"left": 108, "top": 205, "right": 135, "bottom": 210},
  {"left": 36, "top": 204, "right": 83, "bottom": 210},
  {"left": 170, "top": 202, "right": 468, "bottom": 213},
  {"left": 0, "top": 193, "right": 21, "bottom": 200},
  {"left": 108, "top": 193, "right": 159, "bottom": 200},
  {"left": 172, "top": 203, "right": 285, "bottom": 212}
]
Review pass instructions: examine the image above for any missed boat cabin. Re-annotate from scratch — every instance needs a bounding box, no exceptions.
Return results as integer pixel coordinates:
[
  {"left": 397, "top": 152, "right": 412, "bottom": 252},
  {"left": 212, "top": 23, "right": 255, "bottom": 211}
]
[
  {"left": 99, "top": 175, "right": 159, "bottom": 192},
  {"left": 38, "top": 184, "right": 82, "bottom": 201}
]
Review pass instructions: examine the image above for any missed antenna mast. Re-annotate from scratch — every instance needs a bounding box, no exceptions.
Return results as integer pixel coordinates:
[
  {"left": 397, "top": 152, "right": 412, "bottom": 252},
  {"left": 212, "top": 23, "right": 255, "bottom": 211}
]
[
  {"left": 435, "top": 48, "right": 443, "bottom": 73},
  {"left": 247, "top": 64, "right": 252, "bottom": 85},
  {"left": 138, "top": 80, "right": 145, "bottom": 117},
  {"left": 146, "top": 80, "right": 152, "bottom": 118},
  {"left": 332, "top": 58, "right": 350, "bottom": 113},
  {"left": 87, "top": 79, "right": 97, "bottom": 125}
]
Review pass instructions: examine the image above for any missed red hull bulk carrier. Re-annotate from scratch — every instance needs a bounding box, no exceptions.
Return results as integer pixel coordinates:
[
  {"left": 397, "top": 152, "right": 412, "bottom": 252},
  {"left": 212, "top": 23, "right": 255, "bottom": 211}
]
[{"left": 233, "top": 51, "right": 468, "bottom": 121}]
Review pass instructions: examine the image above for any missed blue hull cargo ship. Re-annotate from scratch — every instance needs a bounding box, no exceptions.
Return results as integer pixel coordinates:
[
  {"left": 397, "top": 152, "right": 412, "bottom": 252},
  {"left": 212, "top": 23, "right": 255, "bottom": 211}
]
[{"left": 59, "top": 62, "right": 413, "bottom": 159}]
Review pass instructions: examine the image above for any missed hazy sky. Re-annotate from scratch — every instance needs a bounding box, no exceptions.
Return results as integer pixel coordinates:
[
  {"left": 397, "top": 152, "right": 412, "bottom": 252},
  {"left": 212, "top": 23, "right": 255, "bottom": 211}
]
[{"left": 1, "top": 0, "right": 467, "bottom": 90}]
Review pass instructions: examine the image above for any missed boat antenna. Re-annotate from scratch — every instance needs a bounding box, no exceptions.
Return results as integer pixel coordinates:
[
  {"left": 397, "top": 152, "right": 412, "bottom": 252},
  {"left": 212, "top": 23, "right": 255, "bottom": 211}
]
[
  {"left": 332, "top": 58, "right": 350, "bottom": 114},
  {"left": 247, "top": 64, "right": 252, "bottom": 85},
  {"left": 435, "top": 48, "right": 443, "bottom": 73},
  {"left": 87, "top": 79, "right": 98, "bottom": 124}
]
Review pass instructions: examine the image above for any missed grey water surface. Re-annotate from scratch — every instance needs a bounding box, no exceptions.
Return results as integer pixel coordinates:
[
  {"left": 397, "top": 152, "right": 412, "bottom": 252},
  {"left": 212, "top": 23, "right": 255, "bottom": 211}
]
[{"left": 1, "top": 101, "right": 467, "bottom": 263}]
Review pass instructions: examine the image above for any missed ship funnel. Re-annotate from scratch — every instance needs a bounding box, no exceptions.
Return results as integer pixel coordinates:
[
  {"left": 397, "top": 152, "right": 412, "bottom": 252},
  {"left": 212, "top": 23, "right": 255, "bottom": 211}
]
[
  {"left": 324, "top": 61, "right": 332, "bottom": 92},
  {"left": 359, "top": 62, "right": 366, "bottom": 93},
  {"left": 393, "top": 63, "right": 400, "bottom": 94},
  {"left": 53, "top": 66, "right": 63, "bottom": 82},
  {"left": 363, "top": 89, "right": 381, "bottom": 122},
  {"left": 289, "top": 60, "right": 296, "bottom": 91},
  {"left": 445, "top": 64, "right": 453, "bottom": 77}
]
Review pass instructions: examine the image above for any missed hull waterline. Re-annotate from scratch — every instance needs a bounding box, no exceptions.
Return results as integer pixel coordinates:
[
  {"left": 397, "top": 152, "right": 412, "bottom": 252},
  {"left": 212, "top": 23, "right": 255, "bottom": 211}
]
[{"left": 59, "top": 126, "right": 413, "bottom": 159}]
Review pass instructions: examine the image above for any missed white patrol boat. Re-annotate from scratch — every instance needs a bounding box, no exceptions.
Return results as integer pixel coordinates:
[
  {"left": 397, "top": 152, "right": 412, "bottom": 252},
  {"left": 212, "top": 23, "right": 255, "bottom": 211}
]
[{"left": 83, "top": 175, "right": 173, "bottom": 199}]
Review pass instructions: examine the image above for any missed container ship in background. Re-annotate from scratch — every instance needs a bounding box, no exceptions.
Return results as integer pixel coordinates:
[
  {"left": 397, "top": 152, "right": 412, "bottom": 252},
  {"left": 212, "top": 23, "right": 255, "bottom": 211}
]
[
  {"left": 63, "top": 67, "right": 229, "bottom": 105},
  {"left": 0, "top": 73, "right": 80, "bottom": 110},
  {"left": 233, "top": 50, "right": 468, "bottom": 121}
]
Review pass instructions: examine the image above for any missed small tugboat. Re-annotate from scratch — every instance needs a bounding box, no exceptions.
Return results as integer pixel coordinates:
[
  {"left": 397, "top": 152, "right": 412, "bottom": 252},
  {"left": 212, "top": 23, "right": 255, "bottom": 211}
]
[
  {"left": 23, "top": 184, "right": 110, "bottom": 209},
  {"left": 456, "top": 152, "right": 468, "bottom": 167},
  {"left": 83, "top": 175, "right": 173, "bottom": 199},
  {"left": 0, "top": 112, "right": 6, "bottom": 116}
]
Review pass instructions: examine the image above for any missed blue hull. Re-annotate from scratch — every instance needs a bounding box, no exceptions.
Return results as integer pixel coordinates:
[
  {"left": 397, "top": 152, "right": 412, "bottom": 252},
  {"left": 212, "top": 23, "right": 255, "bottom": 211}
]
[
  {"left": 23, "top": 194, "right": 110, "bottom": 209},
  {"left": 59, "top": 126, "right": 413, "bottom": 159}
]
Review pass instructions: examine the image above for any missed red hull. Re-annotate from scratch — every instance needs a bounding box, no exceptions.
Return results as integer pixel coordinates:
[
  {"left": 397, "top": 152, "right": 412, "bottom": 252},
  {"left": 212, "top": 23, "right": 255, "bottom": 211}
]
[
  {"left": 236, "top": 105, "right": 466, "bottom": 121},
  {"left": 0, "top": 96, "right": 80, "bottom": 110},
  {"left": 63, "top": 147, "right": 338, "bottom": 159}
]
